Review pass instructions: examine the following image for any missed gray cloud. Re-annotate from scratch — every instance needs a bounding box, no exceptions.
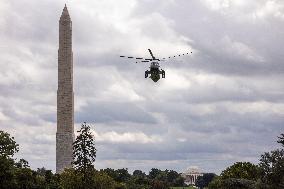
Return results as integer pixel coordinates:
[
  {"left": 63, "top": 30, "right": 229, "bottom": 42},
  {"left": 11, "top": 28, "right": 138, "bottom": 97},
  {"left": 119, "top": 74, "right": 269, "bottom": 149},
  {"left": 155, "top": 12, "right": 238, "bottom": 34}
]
[
  {"left": 0, "top": 0, "right": 283, "bottom": 174},
  {"left": 76, "top": 101, "right": 157, "bottom": 124}
]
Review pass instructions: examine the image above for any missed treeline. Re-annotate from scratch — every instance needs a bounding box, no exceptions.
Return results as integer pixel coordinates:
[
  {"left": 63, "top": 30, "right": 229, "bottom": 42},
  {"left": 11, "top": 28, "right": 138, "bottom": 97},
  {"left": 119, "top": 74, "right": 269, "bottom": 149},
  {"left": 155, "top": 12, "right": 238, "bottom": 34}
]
[
  {"left": 195, "top": 133, "right": 284, "bottom": 189},
  {"left": 0, "top": 159, "right": 184, "bottom": 189},
  {"left": 60, "top": 167, "right": 185, "bottom": 189},
  {"left": 0, "top": 124, "right": 185, "bottom": 189},
  {"left": 1, "top": 123, "right": 283, "bottom": 189}
]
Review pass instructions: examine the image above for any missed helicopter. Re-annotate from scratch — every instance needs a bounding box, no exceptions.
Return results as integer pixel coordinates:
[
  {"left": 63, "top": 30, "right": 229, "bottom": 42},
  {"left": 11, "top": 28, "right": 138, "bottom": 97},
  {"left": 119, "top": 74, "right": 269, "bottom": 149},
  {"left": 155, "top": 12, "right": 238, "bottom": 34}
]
[{"left": 120, "top": 49, "right": 192, "bottom": 82}]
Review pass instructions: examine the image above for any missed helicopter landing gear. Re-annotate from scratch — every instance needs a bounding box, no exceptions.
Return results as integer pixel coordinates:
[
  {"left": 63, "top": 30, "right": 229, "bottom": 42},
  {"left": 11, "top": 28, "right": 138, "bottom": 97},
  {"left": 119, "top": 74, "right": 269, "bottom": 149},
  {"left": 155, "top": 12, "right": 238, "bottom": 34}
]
[
  {"left": 161, "top": 70, "right": 165, "bottom": 78},
  {"left": 145, "top": 70, "right": 149, "bottom": 78}
]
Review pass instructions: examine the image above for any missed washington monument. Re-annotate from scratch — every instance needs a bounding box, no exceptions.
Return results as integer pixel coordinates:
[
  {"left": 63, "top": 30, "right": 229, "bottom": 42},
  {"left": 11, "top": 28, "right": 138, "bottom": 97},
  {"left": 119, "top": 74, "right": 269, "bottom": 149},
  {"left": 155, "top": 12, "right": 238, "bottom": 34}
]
[{"left": 56, "top": 5, "right": 74, "bottom": 173}]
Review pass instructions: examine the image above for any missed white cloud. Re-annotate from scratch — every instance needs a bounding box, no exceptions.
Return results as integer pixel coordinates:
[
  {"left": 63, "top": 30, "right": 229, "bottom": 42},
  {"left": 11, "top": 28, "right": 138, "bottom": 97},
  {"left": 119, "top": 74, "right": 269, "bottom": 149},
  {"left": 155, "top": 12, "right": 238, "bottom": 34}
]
[
  {"left": 0, "top": 1, "right": 9, "bottom": 28},
  {"left": 220, "top": 36, "right": 265, "bottom": 62},
  {"left": 103, "top": 76, "right": 145, "bottom": 102},
  {"left": 227, "top": 101, "right": 284, "bottom": 115},
  {"left": 253, "top": 0, "right": 284, "bottom": 20},
  {"left": 203, "top": 0, "right": 284, "bottom": 22},
  {"left": 159, "top": 68, "right": 192, "bottom": 91},
  {"left": 93, "top": 130, "right": 163, "bottom": 144},
  {"left": 202, "top": 0, "right": 247, "bottom": 12},
  {"left": 203, "top": 0, "right": 231, "bottom": 11},
  {"left": 0, "top": 0, "right": 283, "bottom": 174},
  {"left": 177, "top": 138, "right": 187, "bottom": 142},
  {"left": 0, "top": 111, "right": 10, "bottom": 121},
  {"left": 71, "top": 0, "right": 193, "bottom": 58}
]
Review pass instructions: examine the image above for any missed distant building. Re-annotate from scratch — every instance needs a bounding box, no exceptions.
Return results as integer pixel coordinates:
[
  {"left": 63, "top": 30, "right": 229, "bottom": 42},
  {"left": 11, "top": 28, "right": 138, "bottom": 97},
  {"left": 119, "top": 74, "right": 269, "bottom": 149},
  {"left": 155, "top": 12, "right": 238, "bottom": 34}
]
[{"left": 182, "top": 167, "right": 203, "bottom": 186}]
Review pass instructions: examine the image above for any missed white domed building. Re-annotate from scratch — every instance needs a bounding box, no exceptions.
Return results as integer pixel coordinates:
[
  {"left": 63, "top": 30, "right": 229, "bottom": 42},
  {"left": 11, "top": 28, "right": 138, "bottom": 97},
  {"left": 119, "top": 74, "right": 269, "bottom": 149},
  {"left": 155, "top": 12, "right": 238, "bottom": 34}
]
[{"left": 181, "top": 167, "right": 203, "bottom": 186}]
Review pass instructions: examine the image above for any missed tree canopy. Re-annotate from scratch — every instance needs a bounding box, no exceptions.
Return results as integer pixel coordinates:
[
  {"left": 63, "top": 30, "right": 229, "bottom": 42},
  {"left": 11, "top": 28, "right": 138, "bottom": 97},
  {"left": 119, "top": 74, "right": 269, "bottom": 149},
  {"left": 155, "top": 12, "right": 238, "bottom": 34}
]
[
  {"left": 277, "top": 134, "right": 284, "bottom": 147},
  {"left": 0, "top": 130, "right": 19, "bottom": 158},
  {"left": 209, "top": 133, "right": 284, "bottom": 189},
  {"left": 196, "top": 173, "right": 216, "bottom": 189},
  {"left": 259, "top": 149, "right": 284, "bottom": 189},
  {"left": 1, "top": 129, "right": 283, "bottom": 189},
  {"left": 73, "top": 122, "right": 97, "bottom": 172},
  {"left": 220, "top": 162, "right": 260, "bottom": 181}
]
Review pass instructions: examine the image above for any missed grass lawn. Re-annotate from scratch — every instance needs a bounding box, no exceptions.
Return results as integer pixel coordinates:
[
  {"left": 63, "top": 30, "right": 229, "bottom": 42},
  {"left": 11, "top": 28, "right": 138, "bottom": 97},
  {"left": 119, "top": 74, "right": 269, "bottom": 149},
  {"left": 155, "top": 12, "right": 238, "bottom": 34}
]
[{"left": 170, "top": 187, "right": 196, "bottom": 189}]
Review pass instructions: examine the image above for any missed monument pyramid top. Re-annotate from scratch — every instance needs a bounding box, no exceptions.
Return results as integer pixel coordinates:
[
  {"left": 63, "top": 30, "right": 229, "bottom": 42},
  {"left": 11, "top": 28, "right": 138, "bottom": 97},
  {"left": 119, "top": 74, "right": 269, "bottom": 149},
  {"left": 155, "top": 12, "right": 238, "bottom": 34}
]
[{"left": 60, "top": 4, "right": 70, "bottom": 20}]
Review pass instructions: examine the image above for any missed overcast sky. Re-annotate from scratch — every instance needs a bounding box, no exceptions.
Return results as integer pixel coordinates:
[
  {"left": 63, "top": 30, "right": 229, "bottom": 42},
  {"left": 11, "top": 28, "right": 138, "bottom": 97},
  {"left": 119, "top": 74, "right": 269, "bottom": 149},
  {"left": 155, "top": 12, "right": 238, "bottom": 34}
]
[{"left": 0, "top": 0, "right": 283, "bottom": 174}]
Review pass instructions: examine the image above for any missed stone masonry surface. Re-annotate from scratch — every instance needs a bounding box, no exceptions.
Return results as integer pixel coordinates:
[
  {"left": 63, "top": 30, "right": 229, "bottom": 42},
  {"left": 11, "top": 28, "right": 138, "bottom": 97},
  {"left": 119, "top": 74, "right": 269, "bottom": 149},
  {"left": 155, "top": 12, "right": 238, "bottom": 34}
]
[{"left": 56, "top": 5, "right": 74, "bottom": 173}]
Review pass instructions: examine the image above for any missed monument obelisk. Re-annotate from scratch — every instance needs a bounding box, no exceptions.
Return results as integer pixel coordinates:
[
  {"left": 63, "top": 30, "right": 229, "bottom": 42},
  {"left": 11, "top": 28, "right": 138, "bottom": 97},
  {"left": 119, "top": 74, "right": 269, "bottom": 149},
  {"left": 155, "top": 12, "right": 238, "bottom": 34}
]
[{"left": 56, "top": 4, "right": 74, "bottom": 173}]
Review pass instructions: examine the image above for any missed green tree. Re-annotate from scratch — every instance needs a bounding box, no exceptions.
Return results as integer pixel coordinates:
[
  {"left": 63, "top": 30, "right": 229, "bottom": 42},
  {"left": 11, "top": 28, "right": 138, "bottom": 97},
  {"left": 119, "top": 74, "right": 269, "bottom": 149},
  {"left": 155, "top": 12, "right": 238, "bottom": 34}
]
[
  {"left": 149, "top": 168, "right": 162, "bottom": 180},
  {"left": 166, "top": 170, "right": 184, "bottom": 186},
  {"left": 277, "top": 133, "right": 284, "bottom": 147},
  {"left": 208, "top": 177, "right": 257, "bottom": 189},
  {"left": 155, "top": 171, "right": 168, "bottom": 183},
  {"left": 0, "top": 156, "right": 16, "bottom": 188},
  {"left": 73, "top": 122, "right": 97, "bottom": 188},
  {"left": 101, "top": 168, "right": 131, "bottom": 184},
  {"left": 73, "top": 122, "right": 97, "bottom": 171},
  {"left": 61, "top": 168, "right": 114, "bottom": 189},
  {"left": 151, "top": 179, "right": 169, "bottom": 189},
  {"left": 170, "top": 175, "right": 184, "bottom": 187},
  {"left": 101, "top": 168, "right": 118, "bottom": 181},
  {"left": 221, "top": 178, "right": 256, "bottom": 189},
  {"left": 196, "top": 176, "right": 205, "bottom": 189},
  {"left": 133, "top": 170, "right": 146, "bottom": 178},
  {"left": 259, "top": 149, "right": 284, "bottom": 189},
  {"left": 208, "top": 176, "right": 222, "bottom": 189},
  {"left": 115, "top": 168, "right": 131, "bottom": 183},
  {"left": 126, "top": 170, "right": 150, "bottom": 189},
  {"left": 208, "top": 162, "right": 259, "bottom": 189},
  {"left": 220, "top": 162, "right": 260, "bottom": 181},
  {"left": 14, "top": 160, "right": 34, "bottom": 189},
  {"left": 15, "top": 159, "right": 29, "bottom": 169},
  {"left": 0, "top": 130, "right": 19, "bottom": 158},
  {"left": 36, "top": 167, "right": 60, "bottom": 189},
  {"left": 127, "top": 177, "right": 150, "bottom": 189},
  {"left": 209, "top": 134, "right": 284, "bottom": 189},
  {"left": 94, "top": 171, "right": 117, "bottom": 189},
  {"left": 0, "top": 131, "right": 60, "bottom": 189},
  {"left": 60, "top": 168, "right": 85, "bottom": 189},
  {"left": 0, "top": 130, "right": 19, "bottom": 188},
  {"left": 196, "top": 173, "right": 216, "bottom": 189},
  {"left": 51, "top": 174, "right": 62, "bottom": 189}
]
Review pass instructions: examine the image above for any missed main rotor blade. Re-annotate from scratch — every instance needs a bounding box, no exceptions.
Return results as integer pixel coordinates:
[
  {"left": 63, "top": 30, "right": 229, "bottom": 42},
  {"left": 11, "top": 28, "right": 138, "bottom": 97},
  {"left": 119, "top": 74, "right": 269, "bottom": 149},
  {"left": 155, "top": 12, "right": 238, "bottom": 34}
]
[
  {"left": 120, "top": 56, "right": 145, "bottom": 60},
  {"left": 120, "top": 51, "right": 193, "bottom": 63},
  {"left": 162, "top": 51, "right": 193, "bottom": 61}
]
